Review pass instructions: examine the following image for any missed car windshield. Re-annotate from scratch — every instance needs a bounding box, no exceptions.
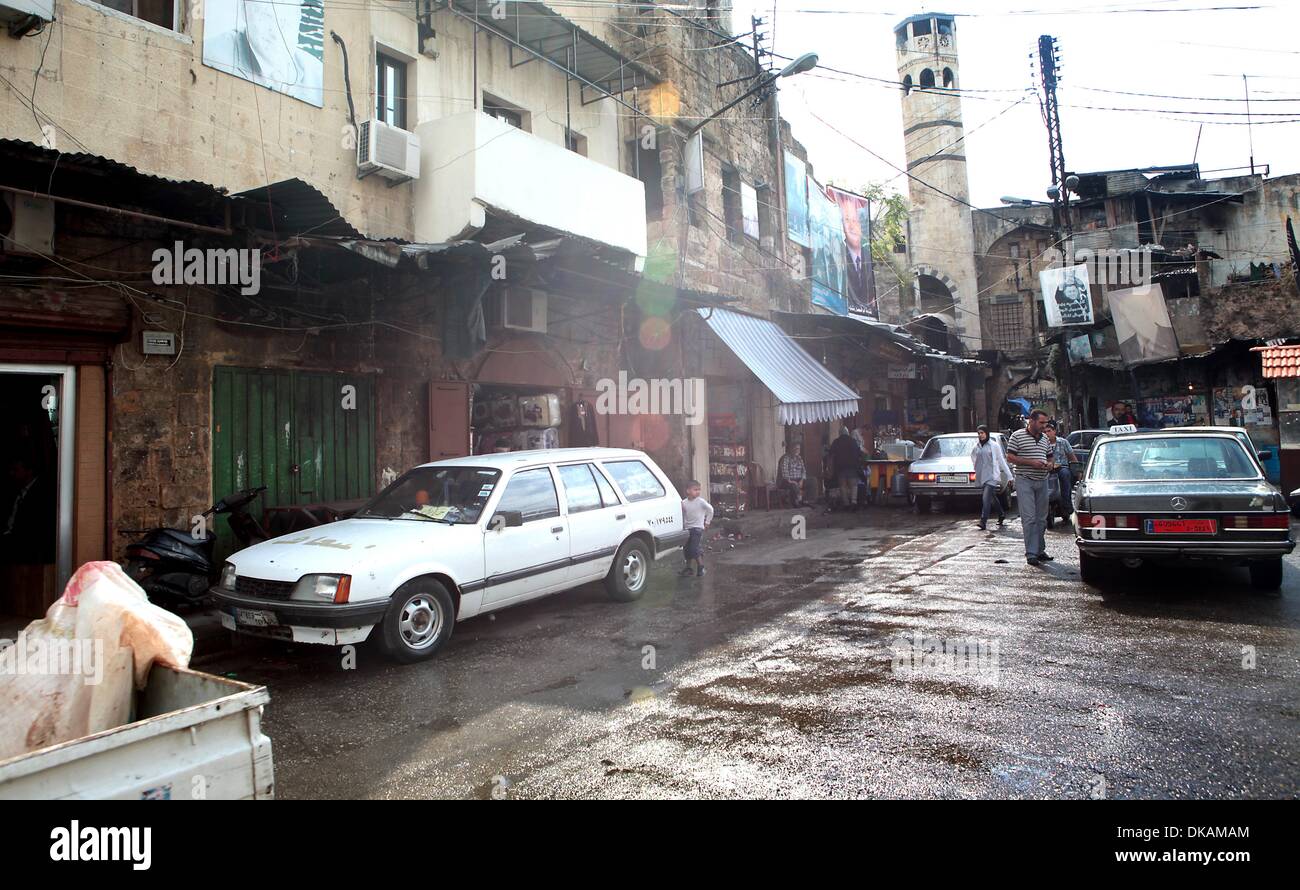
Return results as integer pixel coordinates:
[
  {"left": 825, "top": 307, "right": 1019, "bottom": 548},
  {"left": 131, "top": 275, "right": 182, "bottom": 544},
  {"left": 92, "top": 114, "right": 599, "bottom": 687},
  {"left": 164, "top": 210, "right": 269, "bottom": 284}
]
[
  {"left": 357, "top": 466, "right": 501, "bottom": 523},
  {"left": 1089, "top": 437, "right": 1260, "bottom": 481},
  {"left": 922, "top": 436, "right": 978, "bottom": 459}
]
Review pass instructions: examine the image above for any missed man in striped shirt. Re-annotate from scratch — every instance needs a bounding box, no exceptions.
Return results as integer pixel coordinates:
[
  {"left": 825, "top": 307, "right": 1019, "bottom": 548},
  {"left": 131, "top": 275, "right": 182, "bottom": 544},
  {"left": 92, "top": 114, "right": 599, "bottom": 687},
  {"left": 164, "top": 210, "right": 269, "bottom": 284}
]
[{"left": 1005, "top": 409, "right": 1055, "bottom": 566}]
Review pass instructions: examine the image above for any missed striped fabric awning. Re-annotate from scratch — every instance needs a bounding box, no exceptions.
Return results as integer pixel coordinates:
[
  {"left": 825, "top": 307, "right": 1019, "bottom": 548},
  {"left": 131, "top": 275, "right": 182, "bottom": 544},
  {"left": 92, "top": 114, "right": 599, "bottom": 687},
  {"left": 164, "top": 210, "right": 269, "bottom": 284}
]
[{"left": 698, "top": 307, "right": 860, "bottom": 425}]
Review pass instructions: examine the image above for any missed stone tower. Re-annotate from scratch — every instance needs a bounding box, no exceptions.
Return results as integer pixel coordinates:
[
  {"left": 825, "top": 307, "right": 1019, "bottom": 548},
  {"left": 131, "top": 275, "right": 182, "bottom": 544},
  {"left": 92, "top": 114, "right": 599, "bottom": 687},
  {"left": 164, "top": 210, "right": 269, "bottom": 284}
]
[{"left": 894, "top": 12, "right": 982, "bottom": 352}]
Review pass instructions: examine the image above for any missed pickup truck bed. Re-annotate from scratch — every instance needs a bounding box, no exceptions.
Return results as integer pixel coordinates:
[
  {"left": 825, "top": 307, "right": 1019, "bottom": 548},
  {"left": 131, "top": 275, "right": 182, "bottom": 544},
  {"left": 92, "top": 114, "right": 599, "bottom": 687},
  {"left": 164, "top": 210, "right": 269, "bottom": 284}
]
[{"left": 0, "top": 665, "right": 273, "bottom": 800}]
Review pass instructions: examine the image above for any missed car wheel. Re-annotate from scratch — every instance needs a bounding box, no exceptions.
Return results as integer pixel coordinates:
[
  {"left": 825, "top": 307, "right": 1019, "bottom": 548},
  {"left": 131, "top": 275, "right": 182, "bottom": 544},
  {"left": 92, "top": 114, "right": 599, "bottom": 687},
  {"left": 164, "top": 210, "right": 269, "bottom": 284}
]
[
  {"left": 606, "top": 537, "right": 651, "bottom": 602},
  {"left": 1249, "top": 558, "right": 1284, "bottom": 592},
  {"left": 913, "top": 495, "right": 931, "bottom": 515},
  {"left": 379, "top": 579, "right": 455, "bottom": 663},
  {"left": 1079, "top": 550, "right": 1105, "bottom": 587}
]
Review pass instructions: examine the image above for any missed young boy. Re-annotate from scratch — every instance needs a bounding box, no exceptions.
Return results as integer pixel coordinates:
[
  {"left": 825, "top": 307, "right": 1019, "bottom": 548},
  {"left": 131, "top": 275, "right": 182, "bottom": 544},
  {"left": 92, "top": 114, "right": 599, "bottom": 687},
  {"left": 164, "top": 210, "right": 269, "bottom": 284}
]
[{"left": 680, "top": 480, "right": 714, "bottom": 578}]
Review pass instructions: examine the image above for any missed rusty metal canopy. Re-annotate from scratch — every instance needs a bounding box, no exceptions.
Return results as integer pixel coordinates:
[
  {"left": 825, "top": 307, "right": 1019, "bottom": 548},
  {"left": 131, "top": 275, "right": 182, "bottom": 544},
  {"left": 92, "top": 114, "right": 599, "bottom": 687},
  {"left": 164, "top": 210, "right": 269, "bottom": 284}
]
[{"left": 446, "top": 0, "right": 657, "bottom": 106}]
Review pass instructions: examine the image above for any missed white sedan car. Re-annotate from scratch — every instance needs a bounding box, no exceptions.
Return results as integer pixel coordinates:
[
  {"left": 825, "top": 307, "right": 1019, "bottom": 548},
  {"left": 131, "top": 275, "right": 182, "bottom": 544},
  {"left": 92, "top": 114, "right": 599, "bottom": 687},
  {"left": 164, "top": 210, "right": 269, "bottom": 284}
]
[{"left": 212, "top": 448, "right": 687, "bottom": 662}]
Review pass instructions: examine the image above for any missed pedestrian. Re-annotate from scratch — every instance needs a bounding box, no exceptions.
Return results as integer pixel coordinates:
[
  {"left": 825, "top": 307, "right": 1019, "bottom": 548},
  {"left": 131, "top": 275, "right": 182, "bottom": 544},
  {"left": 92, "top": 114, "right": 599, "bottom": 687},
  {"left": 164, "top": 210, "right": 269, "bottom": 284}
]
[
  {"left": 1044, "top": 421, "right": 1077, "bottom": 517},
  {"left": 1006, "top": 409, "right": 1055, "bottom": 566},
  {"left": 680, "top": 479, "right": 713, "bottom": 578},
  {"left": 828, "top": 425, "right": 864, "bottom": 512},
  {"left": 969, "top": 425, "right": 1012, "bottom": 531},
  {"left": 776, "top": 441, "right": 807, "bottom": 507}
]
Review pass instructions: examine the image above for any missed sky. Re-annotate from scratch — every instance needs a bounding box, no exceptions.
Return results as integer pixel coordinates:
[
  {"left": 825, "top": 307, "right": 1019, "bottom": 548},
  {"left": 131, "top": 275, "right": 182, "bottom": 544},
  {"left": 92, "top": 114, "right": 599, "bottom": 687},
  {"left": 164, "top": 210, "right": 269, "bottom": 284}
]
[{"left": 724, "top": 0, "right": 1300, "bottom": 208}]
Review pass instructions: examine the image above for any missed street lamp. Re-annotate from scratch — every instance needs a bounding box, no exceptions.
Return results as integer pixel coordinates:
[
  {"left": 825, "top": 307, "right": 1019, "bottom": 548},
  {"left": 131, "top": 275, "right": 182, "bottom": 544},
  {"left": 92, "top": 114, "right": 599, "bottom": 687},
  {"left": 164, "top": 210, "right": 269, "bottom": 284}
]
[{"left": 686, "top": 53, "right": 819, "bottom": 136}]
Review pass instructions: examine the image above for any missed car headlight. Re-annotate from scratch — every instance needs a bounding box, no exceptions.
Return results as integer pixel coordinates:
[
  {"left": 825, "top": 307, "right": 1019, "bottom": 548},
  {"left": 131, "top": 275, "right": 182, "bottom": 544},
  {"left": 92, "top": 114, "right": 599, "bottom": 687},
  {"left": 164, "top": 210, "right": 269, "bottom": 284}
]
[
  {"left": 293, "top": 574, "right": 352, "bottom": 603},
  {"left": 219, "top": 563, "right": 237, "bottom": 591}
]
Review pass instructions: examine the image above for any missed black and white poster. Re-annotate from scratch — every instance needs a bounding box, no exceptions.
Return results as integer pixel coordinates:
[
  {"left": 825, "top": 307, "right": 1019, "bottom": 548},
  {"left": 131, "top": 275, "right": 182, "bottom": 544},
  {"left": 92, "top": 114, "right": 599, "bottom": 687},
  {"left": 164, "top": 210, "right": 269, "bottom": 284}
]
[
  {"left": 203, "top": 0, "right": 325, "bottom": 107},
  {"left": 1038, "top": 263, "right": 1094, "bottom": 327}
]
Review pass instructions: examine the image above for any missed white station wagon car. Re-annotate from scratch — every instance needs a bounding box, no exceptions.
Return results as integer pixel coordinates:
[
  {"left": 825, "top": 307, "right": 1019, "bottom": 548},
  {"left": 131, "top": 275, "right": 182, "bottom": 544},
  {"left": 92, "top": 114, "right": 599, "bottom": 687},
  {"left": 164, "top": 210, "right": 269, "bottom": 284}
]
[{"left": 212, "top": 448, "right": 687, "bottom": 662}]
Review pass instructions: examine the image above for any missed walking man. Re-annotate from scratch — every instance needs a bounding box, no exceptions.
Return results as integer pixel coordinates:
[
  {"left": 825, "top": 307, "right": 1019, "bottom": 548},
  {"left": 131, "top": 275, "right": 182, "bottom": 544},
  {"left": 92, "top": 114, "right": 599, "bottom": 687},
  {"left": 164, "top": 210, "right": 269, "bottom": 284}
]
[
  {"left": 970, "top": 425, "right": 1012, "bottom": 531},
  {"left": 1006, "top": 409, "right": 1055, "bottom": 566},
  {"left": 828, "top": 426, "right": 864, "bottom": 512}
]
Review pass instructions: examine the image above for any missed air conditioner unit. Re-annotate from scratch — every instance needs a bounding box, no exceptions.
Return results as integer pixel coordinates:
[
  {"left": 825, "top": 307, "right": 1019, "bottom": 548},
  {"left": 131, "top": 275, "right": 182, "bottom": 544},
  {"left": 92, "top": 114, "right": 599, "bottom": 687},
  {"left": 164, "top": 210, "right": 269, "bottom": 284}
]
[
  {"left": 357, "top": 119, "right": 420, "bottom": 182},
  {"left": 0, "top": 192, "right": 55, "bottom": 255},
  {"left": 1, "top": 0, "right": 54, "bottom": 38},
  {"left": 492, "top": 288, "right": 548, "bottom": 334}
]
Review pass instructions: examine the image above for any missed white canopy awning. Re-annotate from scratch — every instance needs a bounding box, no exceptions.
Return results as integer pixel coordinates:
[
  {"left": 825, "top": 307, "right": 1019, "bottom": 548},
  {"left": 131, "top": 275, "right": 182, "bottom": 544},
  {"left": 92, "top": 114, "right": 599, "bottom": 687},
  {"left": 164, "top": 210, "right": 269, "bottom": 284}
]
[{"left": 698, "top": 307, "right": 860, "bottom": 425}]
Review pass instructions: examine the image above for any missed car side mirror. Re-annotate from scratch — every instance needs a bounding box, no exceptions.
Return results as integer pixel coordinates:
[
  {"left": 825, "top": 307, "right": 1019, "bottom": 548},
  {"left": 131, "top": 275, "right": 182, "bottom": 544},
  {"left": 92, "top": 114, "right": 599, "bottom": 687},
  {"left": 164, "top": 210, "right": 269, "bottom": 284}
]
[
  {"left": 1257, "top": 450, "right": 1273, "bottom": 462},
  {"left": 491, "top": 510, "right": 524, "bottom": 529}
]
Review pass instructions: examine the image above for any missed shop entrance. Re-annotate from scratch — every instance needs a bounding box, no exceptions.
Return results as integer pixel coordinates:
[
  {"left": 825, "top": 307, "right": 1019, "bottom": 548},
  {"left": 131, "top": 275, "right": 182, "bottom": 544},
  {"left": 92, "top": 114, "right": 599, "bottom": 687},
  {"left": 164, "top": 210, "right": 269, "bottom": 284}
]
[
  {"left": 0, "top": 364, "right": 74, "bottom": 620},
  {"left": 471, "top": 382, "right": 569, "bottom": 454}
]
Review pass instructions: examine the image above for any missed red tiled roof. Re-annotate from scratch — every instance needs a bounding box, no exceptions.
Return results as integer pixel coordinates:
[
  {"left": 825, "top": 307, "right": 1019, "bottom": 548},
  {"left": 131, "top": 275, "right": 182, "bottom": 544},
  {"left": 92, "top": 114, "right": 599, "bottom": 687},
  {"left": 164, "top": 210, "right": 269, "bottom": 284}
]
[{"left": 1252, "top": 344, "right": 1300, "bottom": 378}]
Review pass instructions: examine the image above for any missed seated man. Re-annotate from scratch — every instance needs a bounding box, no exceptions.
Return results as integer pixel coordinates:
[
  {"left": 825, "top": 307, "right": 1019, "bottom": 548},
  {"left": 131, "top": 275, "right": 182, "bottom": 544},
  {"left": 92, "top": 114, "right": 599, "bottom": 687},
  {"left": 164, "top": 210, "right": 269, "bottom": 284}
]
[{"left": 776, "top": 442, "right": 807, "bottom": 507}]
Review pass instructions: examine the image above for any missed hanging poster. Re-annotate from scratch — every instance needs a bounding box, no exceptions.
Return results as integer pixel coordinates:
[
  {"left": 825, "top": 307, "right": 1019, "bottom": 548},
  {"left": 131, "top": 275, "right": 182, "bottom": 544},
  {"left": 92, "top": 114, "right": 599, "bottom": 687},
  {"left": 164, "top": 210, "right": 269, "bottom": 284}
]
[
  {"left": 1109, "top": 283, "right": 1180, "bottom": 366},
  {"left": 1213, "top": 386, "right": 1273, "bottom": 426},
  {"left": 808, "top": 178, "right": 847, "bottom": 316},
  {"left": 1039, "top": 263, "right": 1095, "bottom": 327},
  {"left": 1067, "top": 333, "right": 1093, "bottom": 365},
  {"left": 784, "top": 152, "right": 810, "bottom": 247},
  {"left": 204, "top": 0, "right": 326, "bottom": 107},
  {"left": 826, "top": 186, "right": 878, "bottom": 317}
]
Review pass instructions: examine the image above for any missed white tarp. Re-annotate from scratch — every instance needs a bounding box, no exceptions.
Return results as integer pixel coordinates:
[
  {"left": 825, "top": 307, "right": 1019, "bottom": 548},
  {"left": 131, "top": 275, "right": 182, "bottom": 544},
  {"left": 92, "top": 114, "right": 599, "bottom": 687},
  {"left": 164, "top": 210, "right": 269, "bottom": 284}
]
[{"left": 698, "top": 307, "right": 859, "bottom": 425}]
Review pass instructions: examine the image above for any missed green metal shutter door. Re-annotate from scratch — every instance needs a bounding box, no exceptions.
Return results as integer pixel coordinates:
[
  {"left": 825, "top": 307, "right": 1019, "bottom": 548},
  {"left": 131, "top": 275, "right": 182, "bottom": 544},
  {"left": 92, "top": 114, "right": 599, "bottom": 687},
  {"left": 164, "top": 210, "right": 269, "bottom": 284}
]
[{"left": 212, "top": 367, "right": 374, "bottom": 556}]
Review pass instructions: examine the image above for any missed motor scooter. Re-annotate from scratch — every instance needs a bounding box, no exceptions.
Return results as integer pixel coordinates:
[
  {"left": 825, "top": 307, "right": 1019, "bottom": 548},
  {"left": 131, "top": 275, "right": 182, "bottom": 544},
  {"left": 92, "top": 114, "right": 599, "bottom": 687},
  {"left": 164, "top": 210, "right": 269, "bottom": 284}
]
[{"left": 122, "top": 487, "right": 270, "bottom": 607}]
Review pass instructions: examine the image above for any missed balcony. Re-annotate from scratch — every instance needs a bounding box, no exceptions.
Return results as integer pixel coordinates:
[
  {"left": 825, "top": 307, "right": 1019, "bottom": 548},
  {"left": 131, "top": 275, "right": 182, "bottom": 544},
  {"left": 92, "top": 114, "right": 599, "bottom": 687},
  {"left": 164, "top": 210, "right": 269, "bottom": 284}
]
[{"left": 413, "top": 111, "right": 647, "bottom": 260}]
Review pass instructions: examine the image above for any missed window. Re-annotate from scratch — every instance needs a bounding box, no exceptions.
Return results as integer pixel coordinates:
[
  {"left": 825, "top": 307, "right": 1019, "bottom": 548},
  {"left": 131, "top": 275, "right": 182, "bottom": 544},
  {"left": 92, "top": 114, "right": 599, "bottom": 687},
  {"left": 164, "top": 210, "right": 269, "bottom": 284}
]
[
  {"left": 920, "top": 69, "right": 936, "bottom": 89},
  {"left": 357, "top": 467, "right": 499, "bottom": 525},
  {"left": 627, "top": 136, "right": 664, "bottom": 219},
  {"left": 592, "top": 466, "right": 620, "bottom": 506},
  {"left": 601, "top": 460, "right": 665, "bottom": 502},
  {"left": 97, "top": 0, "right": 176, "bottom": 29},
  {"left": 921, "top": 436, "right": 978, "bottom": 459},
  {"left": 756, "top": 184, "right": 773, "bottom": 242},
  {"left": 376, "top": 52, "right": 408, "bottom": 130},
  {"left": 558, "top": 464, "right": 604, "bottom": 514},
  {"left": 913, "top": 19, "right": 931, "bottom": 37},
  {"left": 565, "top": 129, "right": 588, "bottom": 157},
  {"left": 722, "top": 168, "right": 743, "bottom": 244},
  {"left": 1090, "top": 437, "right": 1258, "bottom": 481},
  {"left": 991, "top": 302, "right": 1024, "bottom": 352},
  {"left": 495, "top": 468, "right": 560, "bottom": 522},
  {"left": 483, "top": 95, "right": 528, "bottom": 131},
  {"left": 943, "top": 67, "right": 955, "bottom": 88},
  {"left": 902, "top": 74, "right": 913, "bottom": 96}
]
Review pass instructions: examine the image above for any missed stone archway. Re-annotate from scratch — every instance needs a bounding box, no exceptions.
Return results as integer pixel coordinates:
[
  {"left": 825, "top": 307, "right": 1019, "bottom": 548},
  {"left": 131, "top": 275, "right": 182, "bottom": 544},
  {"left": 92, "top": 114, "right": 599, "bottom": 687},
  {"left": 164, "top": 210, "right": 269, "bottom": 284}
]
[{"left": 911, "top": 264, "right": 962, "bottom": 322}]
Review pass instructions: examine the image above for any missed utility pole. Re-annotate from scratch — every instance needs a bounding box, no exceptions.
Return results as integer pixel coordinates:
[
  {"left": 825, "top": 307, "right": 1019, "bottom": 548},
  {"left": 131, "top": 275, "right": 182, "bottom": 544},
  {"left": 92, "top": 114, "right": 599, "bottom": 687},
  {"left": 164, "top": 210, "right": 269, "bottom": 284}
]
[
  {"left": 1244, "top": 74, "right": 1256, "bottom": 176},
  {"left": 1036, "top": 34, "right": 1084, "bottom": 427},
  {"left": 1037, "top": 35, "right": 1071, "bottom": 241}
]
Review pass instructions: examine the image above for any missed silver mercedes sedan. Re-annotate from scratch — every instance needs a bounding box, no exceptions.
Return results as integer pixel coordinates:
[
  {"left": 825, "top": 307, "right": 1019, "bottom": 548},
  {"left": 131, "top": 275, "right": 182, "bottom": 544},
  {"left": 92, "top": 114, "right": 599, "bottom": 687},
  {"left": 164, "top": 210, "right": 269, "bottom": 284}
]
[{"left": 1074, "top": 431, "right": 1294, "bottom": 590}]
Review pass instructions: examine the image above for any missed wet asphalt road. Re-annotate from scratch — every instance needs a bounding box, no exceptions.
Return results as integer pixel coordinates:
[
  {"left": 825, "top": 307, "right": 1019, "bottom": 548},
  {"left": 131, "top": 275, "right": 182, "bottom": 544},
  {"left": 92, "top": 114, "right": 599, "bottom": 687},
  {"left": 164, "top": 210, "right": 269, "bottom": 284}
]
[{"left": 203, "top": 507, "right": 1300, "bottom": 799}]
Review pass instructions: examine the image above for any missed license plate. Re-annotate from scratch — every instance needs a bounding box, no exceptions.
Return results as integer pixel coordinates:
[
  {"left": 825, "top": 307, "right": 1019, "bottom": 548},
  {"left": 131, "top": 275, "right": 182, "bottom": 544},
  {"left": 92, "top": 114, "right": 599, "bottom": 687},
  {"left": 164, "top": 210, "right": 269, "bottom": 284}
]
[
  {"left": 940, "top": 474, "right": 968, "bottom": 484},
  {"left": 1145, "top": 518, "right": 1217, "bottom": 535},
  {"left": 234, "top": 608, "right": 278, "bottom": 627}
]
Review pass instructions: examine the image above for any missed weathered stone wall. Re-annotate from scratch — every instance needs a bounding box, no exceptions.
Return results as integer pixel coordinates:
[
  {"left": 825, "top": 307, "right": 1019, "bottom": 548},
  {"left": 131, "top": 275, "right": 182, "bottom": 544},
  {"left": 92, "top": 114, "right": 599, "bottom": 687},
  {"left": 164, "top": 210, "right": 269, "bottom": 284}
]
[{"left": 620, "top": 10, "right": 810, "bottom": 316}]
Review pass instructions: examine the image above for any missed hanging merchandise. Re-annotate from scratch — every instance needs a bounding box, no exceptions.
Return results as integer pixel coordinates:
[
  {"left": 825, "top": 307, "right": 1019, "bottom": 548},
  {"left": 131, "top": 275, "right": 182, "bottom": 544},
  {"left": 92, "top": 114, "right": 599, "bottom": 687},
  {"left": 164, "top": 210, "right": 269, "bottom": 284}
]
[{"left": 518, "top": 393, "right": 562, "bottom": 428}]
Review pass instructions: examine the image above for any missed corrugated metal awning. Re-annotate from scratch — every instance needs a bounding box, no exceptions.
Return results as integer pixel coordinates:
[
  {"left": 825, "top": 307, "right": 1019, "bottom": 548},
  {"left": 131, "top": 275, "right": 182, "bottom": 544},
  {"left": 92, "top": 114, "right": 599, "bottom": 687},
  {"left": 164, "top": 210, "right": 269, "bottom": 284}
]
[{"left": 699, "top": 308, "right": 860, "bottom": 425}]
